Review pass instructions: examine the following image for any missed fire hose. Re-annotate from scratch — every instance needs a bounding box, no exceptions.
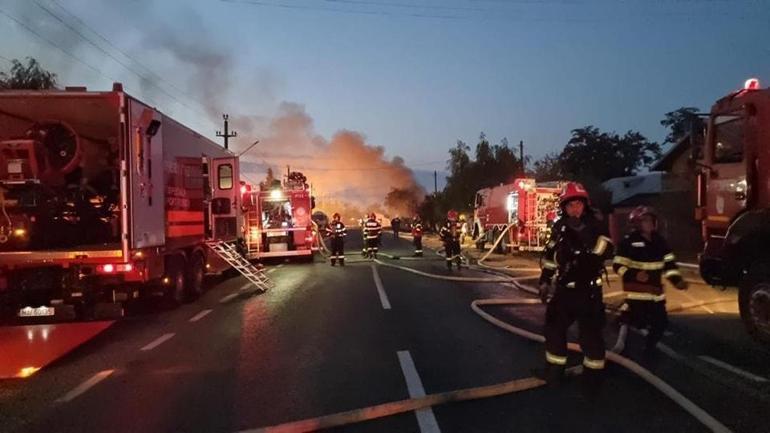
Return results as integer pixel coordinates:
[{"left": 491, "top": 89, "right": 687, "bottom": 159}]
[{"left": 257, "top": 224, "right": 734, "bottom": 433}]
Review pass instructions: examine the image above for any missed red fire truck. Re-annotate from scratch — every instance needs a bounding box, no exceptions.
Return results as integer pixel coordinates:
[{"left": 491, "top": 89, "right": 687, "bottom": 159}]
[
  {"left": 0, "top": 84, "right": 240, "bottom": 321},
  {"left": 241, "top": 171, "right": 316, "bottom": 260},
  {"left": 473, "top": 178, "right": 561, "bottom": 252},
  {"left": 696, "top": 78, "right": 770, "bottom": 341}
]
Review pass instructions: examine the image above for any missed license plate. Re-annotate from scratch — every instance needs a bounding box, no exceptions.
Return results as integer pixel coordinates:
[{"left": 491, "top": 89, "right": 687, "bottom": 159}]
[{"left": 18, "top": 306, "right": 55, "bottom": 317}]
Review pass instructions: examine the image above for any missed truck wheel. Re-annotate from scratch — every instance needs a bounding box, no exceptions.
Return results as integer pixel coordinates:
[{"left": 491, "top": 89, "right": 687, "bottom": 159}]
[
  {"left": 186, "top": 253, "right": 206, "bottom": 299},
  {"left": 164, "top": 257, "right": 187, "bottom": 306},
  {"left": 740, "top": 263, "right": 770, "bottom": 343}
]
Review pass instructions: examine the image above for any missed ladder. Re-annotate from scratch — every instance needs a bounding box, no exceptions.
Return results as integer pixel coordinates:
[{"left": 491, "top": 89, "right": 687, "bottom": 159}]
[{"left": 206, "top": 240, "right": 273, "bottom": 292}]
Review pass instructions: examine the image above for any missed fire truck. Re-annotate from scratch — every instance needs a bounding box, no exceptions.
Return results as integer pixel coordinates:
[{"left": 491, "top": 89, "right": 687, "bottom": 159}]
[
  {"left": 241, "top": 171, "right": 316, "bottom": 260},
  {"left": 473, "top": 178, "right": 561, "bottom": 252},
  {"left": 0, "top": 84, "right": 241, "bottom": 321},
  {"left": 696, "top": 77, "right": 770, "bottom": 342}
]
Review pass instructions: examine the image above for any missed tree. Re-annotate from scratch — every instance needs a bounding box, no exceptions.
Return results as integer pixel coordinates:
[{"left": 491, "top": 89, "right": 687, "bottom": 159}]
[
  {"left": 532, "top": 152, "right": 562, "bottom": 182},
  {"left": 660, "top": 107, "right": 704, "bottom": 145},
  {"left": 559, "top": 126, "right": 661, "bottom": 182},
  {"left": 0, "top": 58, "right": 57, "bottom": 90},
  {"left": 385, "top": 187, "right": 422, "bottom": 217}
]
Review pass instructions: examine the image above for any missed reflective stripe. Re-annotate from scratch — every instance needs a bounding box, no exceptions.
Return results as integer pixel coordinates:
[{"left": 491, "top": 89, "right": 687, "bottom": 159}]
[
  {"left": 626, "top": 292, "right": 666, "bottom": 302},
  {"left": 613, "top": 256, "right": 665, "bottom": 270},
  {"left": 592, "top": 236, "right": 612, "bottom": 255},
  {"left": 583, "top": 357, "right": 606, "bottom": 370},
  {"left": 566, "top": 282, "right": 576, "bottom": 288},
  {"left": 617, "top": 266, "right": 629, "bottom": 277},
  {"left": 663, "top": 253, "right": 676, "bottom": 262},
  {"left": 547, "top": 240, "right": 556, "bottom": 248},
  {"left": 337, "top": 256, "right": 345, "bottom": 259},
  {"left": 542, "top": 260, "right": 557, "bottom": 270},
  {"left": 546, "top": 351, "right": 568, "bottom": 365},
  {"left": 619, "top": 302, "right": 629, "bottom": 312},
  {"left": 595, "top": 278, "right": 603, "bottom": 286},
  {"left": 663, "top": 269, "right": 682, "bottom": 279},
  {"left": 415, "top": 250, "right": 423, "bottom": 253}
]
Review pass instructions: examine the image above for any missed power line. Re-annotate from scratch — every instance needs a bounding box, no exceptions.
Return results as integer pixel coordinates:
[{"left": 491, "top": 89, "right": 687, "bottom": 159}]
[
  {"left": 0, "top": 7, "right": 168, "bottom": 109},
  {"left": 46, "top": 0, "right": 201, "bottom": 112},
  {"left": 219, "top": 0, "right": 465, "bottom": 20},
  {"left": 32, "top": 1, "right": 216, "bottom": 124}
]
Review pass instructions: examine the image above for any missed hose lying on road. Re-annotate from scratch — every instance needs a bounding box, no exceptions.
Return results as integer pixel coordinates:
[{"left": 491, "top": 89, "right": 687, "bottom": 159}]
[
  {"left": 240, "top": 375, "right": 564, "bottom": 433},
  {"left": 254, "top": 224, "right": 733, "bottom": 433}
]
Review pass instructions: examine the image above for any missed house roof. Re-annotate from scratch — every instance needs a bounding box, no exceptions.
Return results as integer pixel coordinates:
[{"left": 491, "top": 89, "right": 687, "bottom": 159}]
[
  {"left": 602, "top": 172, "right": 664, "bottom": 206},
  {"left": 651, "top": 133, "right": 692, "bottom": 171}
]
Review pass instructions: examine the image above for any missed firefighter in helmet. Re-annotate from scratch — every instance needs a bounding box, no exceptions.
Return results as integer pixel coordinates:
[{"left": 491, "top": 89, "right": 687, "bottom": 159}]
[
  {"left": 412, "top": 215, "right": 424, "bottom": 257},
  {"left": 440, "top": 210, "right": 463, "bottom": 270},
  {"left": 612, "top": 206, "right": 687, "bottom": 353},
  {"left": 363, "top": 212, "right": 382, "bottom": 259},
  {"left": 536, "top": 182, "right": 614, "bottom": 387},
  {"left": 325, "top": 212, "right": 347, "bottom": 266}
]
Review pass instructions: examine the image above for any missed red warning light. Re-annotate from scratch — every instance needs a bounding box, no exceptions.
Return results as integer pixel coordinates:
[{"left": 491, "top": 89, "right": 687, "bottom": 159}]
[{"left": 744, "top": 78, "right": 760, "bottom": 91}]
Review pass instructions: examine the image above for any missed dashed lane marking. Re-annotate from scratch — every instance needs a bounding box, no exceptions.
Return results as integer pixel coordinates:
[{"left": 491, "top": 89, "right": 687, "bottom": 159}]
[
  {"left": 371, "top": 264, "right": 392, "bottom": 310},
  {"left": 397, "top": 350, "right": 441, "bottom": 433},
  {"left": 140, "top": 333, "right": 175, "bottom": 351},
  {"left": 189, "top": 309, "right": 212, "bottom": 322},
  {"left": 56, "top": 370, "right": 114, "bottom": 403}
]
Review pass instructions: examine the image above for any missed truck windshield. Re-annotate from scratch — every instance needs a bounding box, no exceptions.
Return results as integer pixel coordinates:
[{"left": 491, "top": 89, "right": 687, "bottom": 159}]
[{"left": 712, "top": 114, "right": 744, "bottom": 164}]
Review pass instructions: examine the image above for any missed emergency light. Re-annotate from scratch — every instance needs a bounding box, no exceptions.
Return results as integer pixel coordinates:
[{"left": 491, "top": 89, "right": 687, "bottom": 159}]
[{"left": 744, "top": 78, "right": 760, "bottom": 91}]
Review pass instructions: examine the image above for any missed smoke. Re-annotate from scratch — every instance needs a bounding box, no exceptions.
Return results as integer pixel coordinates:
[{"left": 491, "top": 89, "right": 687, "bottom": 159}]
[
  {"left": 139, "top": 9, "right": 425, "bottom": 218},
  {"left": 12, "top": 1, "right": 425, "bottom": 218},
  {"left": 237, "top": 103, "right": 425, "bottom": 218}
]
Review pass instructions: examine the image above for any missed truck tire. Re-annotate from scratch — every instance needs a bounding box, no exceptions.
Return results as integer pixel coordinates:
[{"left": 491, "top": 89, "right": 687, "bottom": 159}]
[
  {"left": 740, "top": 262, "right": 770, "bottom": 343},
  {"left": 164, "top": 257, "right": 187, "bottom": 306},
  {"left": 186, "top": 253, "right": 206, "bottom": 299}
]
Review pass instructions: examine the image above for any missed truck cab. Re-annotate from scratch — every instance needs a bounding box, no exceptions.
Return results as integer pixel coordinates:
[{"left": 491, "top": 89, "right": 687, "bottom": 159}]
[{"left": 697, "top": 78, "right": 770, "bottom": 341}]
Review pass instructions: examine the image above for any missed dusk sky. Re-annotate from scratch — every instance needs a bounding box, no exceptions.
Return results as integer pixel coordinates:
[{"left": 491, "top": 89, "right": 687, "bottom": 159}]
[{"left": 2, "top": 0, "right": 769, "bottom": 178}]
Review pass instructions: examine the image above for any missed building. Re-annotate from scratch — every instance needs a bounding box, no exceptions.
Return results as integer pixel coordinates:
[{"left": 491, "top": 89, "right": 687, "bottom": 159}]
[{"left": 603, "top": 134, "right": 702, "bottom": 257}]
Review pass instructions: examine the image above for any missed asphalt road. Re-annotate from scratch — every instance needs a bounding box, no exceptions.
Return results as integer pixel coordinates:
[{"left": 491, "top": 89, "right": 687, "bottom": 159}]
[{"left": 0, "top": 230, "right": 767, "bottom": 433}]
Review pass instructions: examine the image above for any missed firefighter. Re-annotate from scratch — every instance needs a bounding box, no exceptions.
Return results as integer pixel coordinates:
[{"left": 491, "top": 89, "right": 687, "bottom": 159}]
[
  {"left": 612, "top": 206, "right": 688, "bottom": 353},
  {"left": 412, "top": 215, "right": 424, "bottom": 257},
  {"left": 536, "top": 182, "right": 614, "bottom": 387},
  {"left": 440, "top": 210, "right": 463, "bottom": 270},
  {"left": 325, "top": 213, "right": 347, "bottom": 266},
  {"left": 363, "top": 213, "right": 382, "bottom": 259},
  {"left": 391, "top": 216, "right": 401, "bottom": 239}
]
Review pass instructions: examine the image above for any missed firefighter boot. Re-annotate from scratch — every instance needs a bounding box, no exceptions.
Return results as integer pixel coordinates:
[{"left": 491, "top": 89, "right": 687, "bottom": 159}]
[
  {"left": 330, "top": 258, "right": 336, "bottom": 266},
  {"left": 446, "top": 259, "right": 452, "bottom": 270},
  {"left": 531, "top": 364, "right": 565, "bottom": 388},
  {"left": 340, "top": 258, "right": 345, "bottom": 266}
]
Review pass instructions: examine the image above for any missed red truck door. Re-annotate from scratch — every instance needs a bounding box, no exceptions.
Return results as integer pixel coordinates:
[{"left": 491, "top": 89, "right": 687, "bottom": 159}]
[{"left": 211, "top": 157, "right": 239, "bottom": 241}]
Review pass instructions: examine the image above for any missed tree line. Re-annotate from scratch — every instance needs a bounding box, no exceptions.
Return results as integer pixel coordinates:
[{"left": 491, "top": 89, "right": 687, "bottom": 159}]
[{"left": 419, "top": 108, "right": 703, "bottom": 229}]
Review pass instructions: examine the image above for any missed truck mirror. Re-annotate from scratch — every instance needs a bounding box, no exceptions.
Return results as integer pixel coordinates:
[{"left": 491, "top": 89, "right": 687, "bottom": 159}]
[{"left": 211, "top": 197, "right": 231, "bottom": 215}]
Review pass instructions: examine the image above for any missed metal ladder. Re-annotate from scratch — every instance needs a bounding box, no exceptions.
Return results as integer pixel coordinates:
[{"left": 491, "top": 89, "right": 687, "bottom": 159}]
[{"left": 206, "top": 240, "right": 273, "bottom": 292}]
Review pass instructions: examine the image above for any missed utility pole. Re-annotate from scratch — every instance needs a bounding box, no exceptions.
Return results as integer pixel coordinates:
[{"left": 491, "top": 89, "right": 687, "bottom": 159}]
[
  {"left": 519, "top": 140, "right": 525, "bottom": 174},
  {"left": 216, "top": 114, "right": 237, "bottom": 150},
  {"left": 433, "top": 170, "right": 438, "bottom": 195}
]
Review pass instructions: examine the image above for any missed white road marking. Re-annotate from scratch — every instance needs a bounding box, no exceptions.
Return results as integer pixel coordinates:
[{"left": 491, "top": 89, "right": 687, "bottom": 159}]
[
  {"left": 677, "top": 262, "right": 699, "bottom": 270},
  {"left": 698, "top": 355, "right": 769, "bottom": 383},
  {"left": 219, "top": 293, "right": 239, "bottom": 303},
  {"left": 371, "top": 264, "right": 391, "bottom": 310},
  {"left": 276, "top": 264, "right": 284, "bottom": 269},
  {"left": 267, "top": 268, "right": 276, "bottom": 274},
  {"left": 397, "top": 351, "right": 442, "bottom": 433},
  {"left": 682, "top": 292, "right": 715, "bottom": 314},
  {"left": 189, "top": 309, "right": 212, "bottom": 322},
  {"left": 140, "top": 333, "right": 175, "bottom": 351},
  {"left": 56, "top": 370, "right": 114, "bottom": 403}
]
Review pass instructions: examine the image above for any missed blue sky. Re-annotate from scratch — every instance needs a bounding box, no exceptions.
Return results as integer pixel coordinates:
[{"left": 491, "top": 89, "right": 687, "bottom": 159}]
[{"left": 2, "top": 0, "right": 769, "bottom": 176}]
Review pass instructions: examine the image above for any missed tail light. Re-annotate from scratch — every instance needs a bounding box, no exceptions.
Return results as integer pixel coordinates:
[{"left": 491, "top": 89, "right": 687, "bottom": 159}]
[{"left": 96, "top": 263, "right": 133, "bottom": 274}]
